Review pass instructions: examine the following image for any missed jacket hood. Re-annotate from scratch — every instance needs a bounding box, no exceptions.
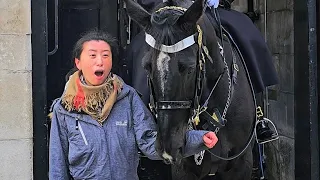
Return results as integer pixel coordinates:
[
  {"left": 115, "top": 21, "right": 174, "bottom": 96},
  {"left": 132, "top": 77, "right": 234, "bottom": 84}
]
[{"left": 115, "top": 76, "right": 130, "bottom": 102}]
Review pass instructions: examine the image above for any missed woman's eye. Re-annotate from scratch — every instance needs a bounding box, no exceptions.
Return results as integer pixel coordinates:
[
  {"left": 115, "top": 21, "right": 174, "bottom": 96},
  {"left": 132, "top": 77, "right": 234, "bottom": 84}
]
[
  {"left": 178, "top": 64, "right": 188, "bottom": 73},
  {"left": 179, "top": 64, "right": 194, "bottom": 74},
  {"left": 178, "top": 64, "right": 184, "bottom": 72},
  {"left": 103, "top": 54, "right": 109, "bottom": 57},
  {"left": 90, "top": 54, "right": 96, "bottom": 58}
]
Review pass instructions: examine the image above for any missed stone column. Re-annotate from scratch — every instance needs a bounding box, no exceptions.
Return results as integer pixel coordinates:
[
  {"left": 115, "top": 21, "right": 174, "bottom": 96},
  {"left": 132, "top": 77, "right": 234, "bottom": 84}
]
[
  {"left": 0, "top": 0, "right": 33, "bottom": 179},
  {"left": 232, "top": 0, "right": 295, "bottom": 179}
]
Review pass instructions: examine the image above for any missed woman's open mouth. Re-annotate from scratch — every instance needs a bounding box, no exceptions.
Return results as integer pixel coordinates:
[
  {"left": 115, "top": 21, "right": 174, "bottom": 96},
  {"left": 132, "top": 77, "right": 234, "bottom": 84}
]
[{"left": 94, "top": 70, "right": 104, "bottom": 78}]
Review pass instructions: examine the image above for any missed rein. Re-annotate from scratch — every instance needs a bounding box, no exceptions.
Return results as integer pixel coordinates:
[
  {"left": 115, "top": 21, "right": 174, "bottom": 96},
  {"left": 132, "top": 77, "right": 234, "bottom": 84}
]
[{"left": 203, "top": 7, "right": 257, "bottom": 161}]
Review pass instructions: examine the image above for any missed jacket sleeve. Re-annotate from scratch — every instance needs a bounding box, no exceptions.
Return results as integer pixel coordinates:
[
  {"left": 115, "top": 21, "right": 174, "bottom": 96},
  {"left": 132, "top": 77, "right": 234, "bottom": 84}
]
[
  {"left": 131, "top": 90, "right": 208, "bottom": 160},
  {"left": 49, "top": 105, "right": 71, "bottom": 180},
  {"left": 183, "top": 130, "right": 208, "bottom": 157},
  {"left": 131, "top": 90, "right": 160, "bottom": 160}
]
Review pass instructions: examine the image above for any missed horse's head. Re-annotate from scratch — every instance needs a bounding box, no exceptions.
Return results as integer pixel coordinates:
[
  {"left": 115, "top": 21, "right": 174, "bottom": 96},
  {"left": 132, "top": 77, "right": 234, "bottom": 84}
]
[{"left": 125, "top": 0, "right": 207, "bottom": 164}]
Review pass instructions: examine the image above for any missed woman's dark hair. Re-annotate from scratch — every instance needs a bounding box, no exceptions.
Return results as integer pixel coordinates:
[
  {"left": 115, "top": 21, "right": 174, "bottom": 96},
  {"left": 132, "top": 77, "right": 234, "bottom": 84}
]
[
  {"left": 66, "top": 29, "right": 120, "bottom": 81},
  {"left": 72, "top": 29, "right": 119, "bottom": 60}
]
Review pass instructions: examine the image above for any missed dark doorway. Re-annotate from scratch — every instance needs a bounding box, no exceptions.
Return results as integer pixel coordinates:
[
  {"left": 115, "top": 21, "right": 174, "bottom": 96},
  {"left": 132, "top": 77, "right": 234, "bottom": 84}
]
[{"left": 47, "top": 0, "right": 120, "bottom": 106}]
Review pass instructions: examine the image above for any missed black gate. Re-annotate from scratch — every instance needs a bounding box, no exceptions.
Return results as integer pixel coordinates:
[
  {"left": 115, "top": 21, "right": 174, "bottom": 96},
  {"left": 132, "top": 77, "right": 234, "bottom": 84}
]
[
  {"left": 33, "top": 0, "right": 171, "bottom": 179},
  {"left": 47, "top": 0, "right": 120, "bottom": 105},
  {"left": 294, "top": 0, "right": 319, "bottom": 179}
]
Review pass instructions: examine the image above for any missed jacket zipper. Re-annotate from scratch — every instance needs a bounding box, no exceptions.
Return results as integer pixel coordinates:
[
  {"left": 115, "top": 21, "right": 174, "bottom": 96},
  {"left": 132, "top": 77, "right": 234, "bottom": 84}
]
[{"left": 76, "top": 120, "right": 88, "bottom": 145}]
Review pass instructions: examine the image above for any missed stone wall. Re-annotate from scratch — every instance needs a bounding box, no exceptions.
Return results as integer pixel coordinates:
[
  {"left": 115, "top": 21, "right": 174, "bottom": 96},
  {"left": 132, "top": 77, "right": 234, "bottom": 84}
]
[
  {"left": 255, "top": 0, "right": 295, "bottom": 179},
  {"left": 0, "top": 0, "right": 33, "bottom": 179},
  {"left": 233, "top": 0, "right": 295, "bottom": 179}
]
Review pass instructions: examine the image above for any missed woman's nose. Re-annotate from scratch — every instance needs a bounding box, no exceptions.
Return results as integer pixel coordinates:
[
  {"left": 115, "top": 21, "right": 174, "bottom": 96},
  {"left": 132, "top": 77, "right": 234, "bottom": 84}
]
[{"left": 96, "top": 56, "right": 103, "bottom": 66}]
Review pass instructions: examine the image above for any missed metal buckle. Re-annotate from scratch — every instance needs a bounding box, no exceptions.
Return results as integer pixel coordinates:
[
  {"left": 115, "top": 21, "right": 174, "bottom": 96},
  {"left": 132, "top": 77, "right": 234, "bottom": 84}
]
[
  {"left": 233, "top": 64, "right": 239, "bottom": 71},
  {"left": 256, "top": 106, "right": 264, "bottom": 119}
]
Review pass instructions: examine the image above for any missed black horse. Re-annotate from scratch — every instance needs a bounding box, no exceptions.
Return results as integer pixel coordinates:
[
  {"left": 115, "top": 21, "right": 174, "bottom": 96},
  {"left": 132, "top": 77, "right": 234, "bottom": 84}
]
[{"left": 125, "top": 0, "right": 256, "bottom": 179}]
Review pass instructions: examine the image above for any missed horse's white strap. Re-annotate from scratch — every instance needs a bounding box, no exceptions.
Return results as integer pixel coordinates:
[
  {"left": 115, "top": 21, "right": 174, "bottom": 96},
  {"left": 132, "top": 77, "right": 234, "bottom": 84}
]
[{"left": 145, "top": 33, "right": 195, "bottom": 53}]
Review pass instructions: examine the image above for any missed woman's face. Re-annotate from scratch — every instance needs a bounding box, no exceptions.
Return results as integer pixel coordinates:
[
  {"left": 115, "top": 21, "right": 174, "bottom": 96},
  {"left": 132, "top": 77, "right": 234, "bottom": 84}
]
[{"left": 75, "top": 40, "right": 112, "bottom": 86}]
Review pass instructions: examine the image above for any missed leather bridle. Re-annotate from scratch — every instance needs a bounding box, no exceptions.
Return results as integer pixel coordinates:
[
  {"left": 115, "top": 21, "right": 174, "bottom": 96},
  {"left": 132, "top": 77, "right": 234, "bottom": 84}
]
[{"left": 146, "top": 22, "right": 206, "bottom": 123}]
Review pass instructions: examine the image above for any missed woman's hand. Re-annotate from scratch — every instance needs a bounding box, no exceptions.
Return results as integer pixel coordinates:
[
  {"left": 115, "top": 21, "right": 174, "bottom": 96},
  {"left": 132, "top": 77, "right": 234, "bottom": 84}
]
[{"left": 203, "top": 132, "right": 218, "bottom": 148}]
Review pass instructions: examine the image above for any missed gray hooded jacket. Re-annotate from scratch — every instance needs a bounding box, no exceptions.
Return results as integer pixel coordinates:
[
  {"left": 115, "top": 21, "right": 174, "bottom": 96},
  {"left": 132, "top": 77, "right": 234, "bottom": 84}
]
[{"left": 49, "top": 83, "right": 208, "bottom": 180}]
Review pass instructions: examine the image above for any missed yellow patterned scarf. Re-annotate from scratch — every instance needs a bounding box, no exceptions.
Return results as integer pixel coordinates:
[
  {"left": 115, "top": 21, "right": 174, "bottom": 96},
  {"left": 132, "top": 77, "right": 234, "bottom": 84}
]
[{"left": 62, "top": 71, "right": 123, "bottom": 124}]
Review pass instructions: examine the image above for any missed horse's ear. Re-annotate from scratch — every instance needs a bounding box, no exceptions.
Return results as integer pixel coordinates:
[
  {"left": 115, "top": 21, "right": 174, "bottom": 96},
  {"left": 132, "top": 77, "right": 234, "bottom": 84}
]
[
  {"left": 124, "top": 0, "right": 151, "bottom": 29},
  {"left": 177, "top": 0, "right": 206, "bottom": 28}
]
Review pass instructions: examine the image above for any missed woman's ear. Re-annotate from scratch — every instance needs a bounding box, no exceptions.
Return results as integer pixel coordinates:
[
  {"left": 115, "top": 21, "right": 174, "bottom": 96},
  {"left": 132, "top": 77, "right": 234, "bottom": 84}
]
[{"left": 75, "top": 58, "right": 81, "bottom": 70}]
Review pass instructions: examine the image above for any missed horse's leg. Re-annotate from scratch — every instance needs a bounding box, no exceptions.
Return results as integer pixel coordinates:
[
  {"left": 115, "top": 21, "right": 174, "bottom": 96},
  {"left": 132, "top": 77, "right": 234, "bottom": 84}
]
[{"left": 218, "top": 150, "right": 253, "bottom": 180}]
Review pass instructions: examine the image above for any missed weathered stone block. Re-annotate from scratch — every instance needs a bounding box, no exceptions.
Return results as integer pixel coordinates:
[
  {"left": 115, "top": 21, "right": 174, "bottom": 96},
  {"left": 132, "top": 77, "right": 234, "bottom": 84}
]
[
  {"left": 266, "top": 10, "right": 294, "bottom": 54},
  {"left": 254, "top": 7, "right": 294, "bottom": 55},
  {"left": 0, "top": 139, "right": 33, "bottom": 180},
  {"left": 268, "top": 92, "right": 294, "bottom": 138},
  {"left": 255, "top": 0, "right": 293, "bottom": 13},
  {"left": 0, "top": 70, "right": 32, "bottom": 140},
  {"left": 0, "top": 0, "right": 31, "bottom": 34},
  {"left": 267, "top": 0, "right": 293, "bottom": 12},
  {"left": 273, "top": 54, "right": 294, "bottom": 93},
  {"left": 265, "top": 137, "right": 295, "bottom": 180},
  {"left": 0, "top": 34, "right": 32, "bottom": 71},
  {"left": 232, "top": 0, "right": 248, "bottom": 12},
  {"left": 272, "top": 54, "right": 280, "bottom": 76}
]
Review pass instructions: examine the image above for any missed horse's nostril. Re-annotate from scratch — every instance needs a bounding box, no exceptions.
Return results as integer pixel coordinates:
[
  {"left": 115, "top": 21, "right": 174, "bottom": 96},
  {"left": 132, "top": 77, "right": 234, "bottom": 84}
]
[
  {"left": 174, "top": 155, "right": 182, "bottom": 165},
  {"left": 163, "top": 158, "right": 172, "bottom": 165}
]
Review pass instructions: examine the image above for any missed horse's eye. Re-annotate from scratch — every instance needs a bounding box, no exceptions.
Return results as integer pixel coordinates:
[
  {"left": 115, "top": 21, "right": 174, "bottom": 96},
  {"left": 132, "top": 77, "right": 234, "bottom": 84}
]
[
  {"left": 178, "top": 64, "right": 186, "bottom": 72},
  {"left": 144, "top": 62, "right": 152, "bottom": 72},
  {"left": 179, "top": 64, "right": 194, "bottom": 74},
  {"left": 187, "top": 67, "right": 195, "bottom": 74}
]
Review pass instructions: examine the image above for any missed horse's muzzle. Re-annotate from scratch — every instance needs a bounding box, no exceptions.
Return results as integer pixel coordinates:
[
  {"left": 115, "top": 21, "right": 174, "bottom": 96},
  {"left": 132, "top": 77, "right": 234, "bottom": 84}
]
[{"left": 161, "top": 148, "right": 183, "bottom": 165}]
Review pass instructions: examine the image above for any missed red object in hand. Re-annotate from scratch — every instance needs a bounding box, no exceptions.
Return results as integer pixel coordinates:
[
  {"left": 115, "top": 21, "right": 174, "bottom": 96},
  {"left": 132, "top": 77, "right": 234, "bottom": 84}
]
[{"left": 203, "top": 132, "right": 218, "bottom": 148}]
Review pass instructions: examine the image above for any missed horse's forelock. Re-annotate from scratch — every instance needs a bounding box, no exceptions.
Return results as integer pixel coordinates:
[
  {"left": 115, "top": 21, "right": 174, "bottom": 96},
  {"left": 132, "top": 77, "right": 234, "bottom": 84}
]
[
  {"left": 151, "top": 8, "right": 183, "bottom": 26},
  {"left": 147, "top": 9, "right": 184, "bottom": 61}
]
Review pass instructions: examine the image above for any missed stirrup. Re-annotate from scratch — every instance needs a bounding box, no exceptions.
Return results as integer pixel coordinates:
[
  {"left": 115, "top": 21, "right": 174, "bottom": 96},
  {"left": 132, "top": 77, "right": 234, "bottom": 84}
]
[{"left": 255, "top": 118, "right": 279, "bottom": 144}]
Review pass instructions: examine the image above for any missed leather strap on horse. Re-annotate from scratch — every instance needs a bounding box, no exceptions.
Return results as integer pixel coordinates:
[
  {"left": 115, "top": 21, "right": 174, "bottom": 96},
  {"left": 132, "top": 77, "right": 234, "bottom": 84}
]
[
  {"left": 204, "top": 7, "right": 257, "bottom": 162},
  {"left": 191, "top": 25, "right": 206, "bottom": 126}
]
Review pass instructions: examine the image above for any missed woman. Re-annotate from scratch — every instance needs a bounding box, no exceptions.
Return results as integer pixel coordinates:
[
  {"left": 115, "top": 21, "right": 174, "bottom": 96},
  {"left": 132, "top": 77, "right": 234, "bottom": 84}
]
[{"left": 49, "top": 30, "right": 218, "bottom": 180}]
